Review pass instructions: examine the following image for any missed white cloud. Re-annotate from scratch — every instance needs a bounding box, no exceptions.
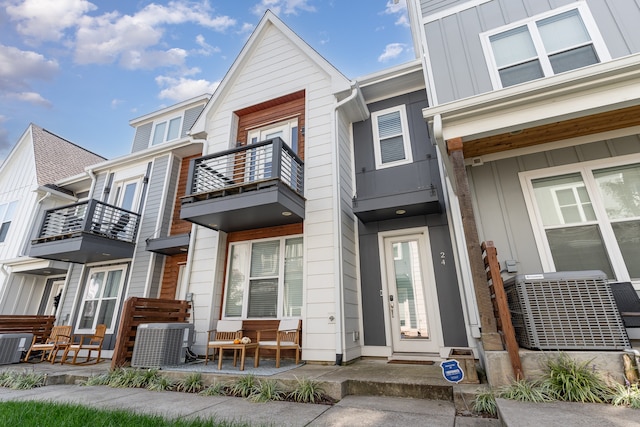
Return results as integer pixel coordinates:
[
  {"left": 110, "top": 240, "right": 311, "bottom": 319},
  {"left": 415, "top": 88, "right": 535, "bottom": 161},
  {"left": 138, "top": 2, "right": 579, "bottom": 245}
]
[
  {"left": 111, "top": 99, "right": 124, "bottom": 109},
  {"left": 4, "top": 0, "right": 96, "bottom": 43},
  {"left": 239, "top": 22, "right": 255, "bottom": 34},
  {"left": 74, "top": 1, "right": 235, "bottom": 68},
  {"left": 7, "top": 91, "right": 52, "bottom": 107},
  {"left": 252, "top": 0, "right": 316, "bottom": 16},
  {"left": 0, "top": 44, "right": 58, "bottom": 91},
  {"left": 155, "top": 75, "right": 219, "bottom": 102},
  {"left": 194, "top": 35, "right": 220, "bottom": 56},
  {"left": 378, "top": 43, "right": 405, "bottom": 62},
  {"left": 382, "top": 0, "right": 409, "bottom": 27}
]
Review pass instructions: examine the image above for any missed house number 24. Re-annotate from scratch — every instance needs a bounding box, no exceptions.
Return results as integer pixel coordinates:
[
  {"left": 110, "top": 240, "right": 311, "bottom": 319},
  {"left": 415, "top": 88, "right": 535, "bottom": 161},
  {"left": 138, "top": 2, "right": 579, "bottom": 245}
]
[{"left": 440, "top": 251, "right": 446, "bottom": 266}]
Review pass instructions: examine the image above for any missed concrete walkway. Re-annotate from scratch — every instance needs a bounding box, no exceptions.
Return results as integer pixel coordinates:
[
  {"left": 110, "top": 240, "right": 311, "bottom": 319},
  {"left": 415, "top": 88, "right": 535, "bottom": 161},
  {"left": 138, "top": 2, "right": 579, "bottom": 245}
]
[
  {"left": 1, "top": 360, "right": 639, "bottom": 426},
  {"left": 0, "top": 384, "right": 497, "bottom": 426}
]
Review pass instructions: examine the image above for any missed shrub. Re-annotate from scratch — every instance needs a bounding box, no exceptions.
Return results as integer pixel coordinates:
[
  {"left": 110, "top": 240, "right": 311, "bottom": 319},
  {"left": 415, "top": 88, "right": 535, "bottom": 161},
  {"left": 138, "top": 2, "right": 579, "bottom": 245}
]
[
  {"left": 497, "top": 378, "right": 554, "bottom": 403},
  {"left": 250, "top": 379, "right": 285, "bottom": 403},
  {"left": 611, "top": 381, "right": 640, "bottom": 409},
  {"left": 228, "top": 374, "right": 259, "bottom": 398},
  {"left": 472, "top": 390, "right": 497, "bottom": 417},
  {"left": 175, "top": 372, "right": 205, "bottom": 393},
  {"left": 289, "top": 376, "right": 325, "bottom": 404},
  {"left": 146, "top": 375, "right": 175, "bottom": 392},
  {"left": 541, "top": 353, "right": 611, "bottom": 403},
  {"left": 199, "top": 380, "right": 228, "bottom": 396}
]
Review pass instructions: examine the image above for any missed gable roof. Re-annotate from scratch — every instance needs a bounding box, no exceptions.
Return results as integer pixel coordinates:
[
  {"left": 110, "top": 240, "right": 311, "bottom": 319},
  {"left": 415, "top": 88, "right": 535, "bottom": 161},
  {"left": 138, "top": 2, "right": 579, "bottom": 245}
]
[
  {"left": 190, "top": 10, "right": 352, "bottom": 137},
  {"left": 30, "top": 124, "right": 105, "bottom": 185}
]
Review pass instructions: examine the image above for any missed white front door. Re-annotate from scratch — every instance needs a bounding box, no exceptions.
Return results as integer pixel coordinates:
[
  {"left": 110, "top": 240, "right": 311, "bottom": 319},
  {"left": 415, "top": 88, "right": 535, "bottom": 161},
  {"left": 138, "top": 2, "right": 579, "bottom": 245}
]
[
  {"left": 44, "top": 279, "right": 65, "bottom": 317},
  {"left": 382, "top": 231, "right": 442, "bottom": 353}
]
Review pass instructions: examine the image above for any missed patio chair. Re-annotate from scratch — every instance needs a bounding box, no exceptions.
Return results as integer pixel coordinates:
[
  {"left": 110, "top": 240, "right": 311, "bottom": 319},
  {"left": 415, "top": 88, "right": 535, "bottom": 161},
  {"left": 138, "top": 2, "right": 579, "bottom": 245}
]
[
  {"left": 205, "top": 320, "right": 243, "bottom": 365},
  {"left": 60, "top": 324, "right": 106, "bottom": 365},
  {"left": 23, "top": 325, "right": 72, "bottom": 363},
  {"left": 256, "top": 318, "right": 301, "bottom": 368},
  {"left": 609, "top": 282, "right": 640, "bottom": 340}
]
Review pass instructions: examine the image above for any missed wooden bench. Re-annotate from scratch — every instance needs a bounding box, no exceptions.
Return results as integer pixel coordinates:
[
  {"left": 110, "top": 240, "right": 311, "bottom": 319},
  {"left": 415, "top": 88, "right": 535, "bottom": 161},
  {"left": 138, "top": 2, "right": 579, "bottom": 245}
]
[
  {"left": 0, "top": 315, "right": 56, "bottom": 345},
  {"left": 239, "top": 319, "right": 302, "bottom": 364}
]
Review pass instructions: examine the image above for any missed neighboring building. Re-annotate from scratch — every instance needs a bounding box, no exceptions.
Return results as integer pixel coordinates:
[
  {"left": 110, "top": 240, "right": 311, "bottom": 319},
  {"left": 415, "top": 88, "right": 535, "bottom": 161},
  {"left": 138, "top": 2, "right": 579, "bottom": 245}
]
[
  {"left": 406, "top": 0, "right": 640, "bottom": 359},
  {"left": 0, "top": 124, "right": 104, "bottom": 316},
  {"left": 22, "top": 95, "right": 207, "bottom": 357}
]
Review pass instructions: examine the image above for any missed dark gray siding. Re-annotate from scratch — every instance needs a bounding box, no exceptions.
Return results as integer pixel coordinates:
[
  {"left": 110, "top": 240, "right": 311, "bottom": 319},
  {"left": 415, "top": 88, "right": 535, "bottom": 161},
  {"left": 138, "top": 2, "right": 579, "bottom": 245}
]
[
  {"left": 131, "top": 122, "right": 153, "bottom": 153},
  {"left": 354, "top": 89, "right": 467, "bottom": 348},
  {"left": 422, "top": 0, "right": 640, "bottom": 104},
  {"left": 182, "top": 105, "right": 205, "bottom": 138},
  {"left": 354, "top": 90, "right": 438, "bottom": 202},
  {"left": 358, "top": 213, "right": 468, "bottom": 347}
]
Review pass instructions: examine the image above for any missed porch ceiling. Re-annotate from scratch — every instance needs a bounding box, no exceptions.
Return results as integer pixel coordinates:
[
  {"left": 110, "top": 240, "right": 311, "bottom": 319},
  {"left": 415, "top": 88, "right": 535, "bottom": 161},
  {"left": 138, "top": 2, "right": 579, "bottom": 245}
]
[{"left": 462, "top": 104, "right": 640, "bottom": 158}]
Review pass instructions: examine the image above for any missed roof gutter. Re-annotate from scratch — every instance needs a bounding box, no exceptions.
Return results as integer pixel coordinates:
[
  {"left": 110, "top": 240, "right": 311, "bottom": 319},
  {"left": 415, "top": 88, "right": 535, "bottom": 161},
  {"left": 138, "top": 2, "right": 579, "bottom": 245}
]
[{"left": 331, "top": 83, "right": 363, "bottom": 365}]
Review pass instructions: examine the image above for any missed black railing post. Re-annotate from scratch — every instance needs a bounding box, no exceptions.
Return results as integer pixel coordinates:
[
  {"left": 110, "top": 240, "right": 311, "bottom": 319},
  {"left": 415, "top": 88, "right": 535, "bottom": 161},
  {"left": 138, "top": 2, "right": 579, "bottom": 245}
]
[
  {"left": 186, "top": 157, "right": 198, "bottom": 196},
  {"left": 84, "top": 200, "right": 99, "bottom": 232},
  {"left": 271, "top": 137, "right": 282, "bottom": 180}
]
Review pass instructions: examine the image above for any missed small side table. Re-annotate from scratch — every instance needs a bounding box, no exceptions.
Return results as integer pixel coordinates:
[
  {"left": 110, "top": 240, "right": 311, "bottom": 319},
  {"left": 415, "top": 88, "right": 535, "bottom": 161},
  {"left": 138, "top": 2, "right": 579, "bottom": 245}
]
[{"left": 216, "top": 342, "right": 259, "bottom": 371}]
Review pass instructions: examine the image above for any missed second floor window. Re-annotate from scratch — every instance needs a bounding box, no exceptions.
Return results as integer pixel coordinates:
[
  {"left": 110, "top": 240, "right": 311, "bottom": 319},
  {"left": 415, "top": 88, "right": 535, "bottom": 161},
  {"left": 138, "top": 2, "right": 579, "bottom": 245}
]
[
  {"left": 152, "top": 116, "right": 182, "bottom": 145},
  {"left": 483, "top": 5, "right": 609, "bottom": 88},
  {"left": 0, "top": 200, "right": 17, "bottom": 242},
  {"left": 372, "top": 105, "right": 412, "bottom": 169}
]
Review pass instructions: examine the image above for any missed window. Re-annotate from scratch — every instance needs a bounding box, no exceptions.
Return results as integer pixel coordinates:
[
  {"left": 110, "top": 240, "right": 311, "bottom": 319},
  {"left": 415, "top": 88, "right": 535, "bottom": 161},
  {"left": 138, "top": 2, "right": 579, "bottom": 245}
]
[
  {"left": 482, "top": 5, "right": 609, "bottom": 88},
  {"left": 224, "top": 236, "right": 303, "bottom": 318},
  {"left": 76, "top": 265, "right": 127, "bottom": 333},
  {"left": 112, "top": 179, "right": 139, "bottom": 212},
  {"left": 151, "top": 116, "right": 182, "bottom": 145},
  {"left": 371, "top": 105, "right": 412, "bottom": 169},
  {"left": 522, "top": 160, "right": 640, "bottom": 283},
  {"left": 0, "top": 201, "right": 17, "bottom": 243}
]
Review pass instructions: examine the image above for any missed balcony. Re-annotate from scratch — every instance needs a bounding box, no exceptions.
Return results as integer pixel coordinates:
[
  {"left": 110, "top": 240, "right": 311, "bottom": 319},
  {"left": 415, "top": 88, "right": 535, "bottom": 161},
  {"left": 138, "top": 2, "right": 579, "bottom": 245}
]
[
  {"left": 29, "top": 200, "right": 140, "bottom": 264},
  {"left": 180, "top": 137, "right": 305, "bottom": 232}
]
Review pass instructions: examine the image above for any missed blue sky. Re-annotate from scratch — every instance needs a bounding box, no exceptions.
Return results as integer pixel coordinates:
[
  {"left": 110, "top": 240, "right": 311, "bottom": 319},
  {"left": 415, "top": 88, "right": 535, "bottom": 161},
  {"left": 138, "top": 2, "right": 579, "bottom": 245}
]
[{"left": 0, "top": 0, "right": 414, "bottom": 163}]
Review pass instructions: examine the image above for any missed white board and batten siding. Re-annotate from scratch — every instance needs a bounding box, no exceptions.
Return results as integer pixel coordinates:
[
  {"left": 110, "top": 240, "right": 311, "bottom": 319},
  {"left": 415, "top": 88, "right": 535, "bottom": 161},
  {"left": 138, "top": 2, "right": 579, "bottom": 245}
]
[
  {"left": 189, "top": 22, "right": 350, "bottom": 362},
  {"left": 420, "top": 0, "right": 640, "bottom": 105}
]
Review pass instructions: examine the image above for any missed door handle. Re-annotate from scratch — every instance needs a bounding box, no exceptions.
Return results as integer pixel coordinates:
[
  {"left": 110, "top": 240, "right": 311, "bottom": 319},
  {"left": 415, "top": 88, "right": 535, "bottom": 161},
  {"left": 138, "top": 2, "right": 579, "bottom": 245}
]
[{"left": 389, "top": 295, "right": 394, "bottom": 318}]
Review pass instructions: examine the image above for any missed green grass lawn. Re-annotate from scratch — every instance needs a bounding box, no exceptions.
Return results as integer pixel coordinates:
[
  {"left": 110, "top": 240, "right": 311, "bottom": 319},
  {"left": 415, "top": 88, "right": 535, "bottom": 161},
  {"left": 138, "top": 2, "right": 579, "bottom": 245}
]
[{"left": 0, "top": 401, "right": 262, "bottom": 427}]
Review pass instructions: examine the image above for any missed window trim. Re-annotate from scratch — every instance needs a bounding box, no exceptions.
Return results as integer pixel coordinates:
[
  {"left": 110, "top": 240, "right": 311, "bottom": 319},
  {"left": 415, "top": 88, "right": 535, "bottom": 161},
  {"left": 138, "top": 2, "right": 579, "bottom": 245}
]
[
  {"left": 222, "top": 234, "right": 304, "bottom": 320},
  {"left": 150, "top": 115, "right": 183, "bottom": 146},
  {"left": 0, "top": 200, "right": 18, "bottom": 243},
  {"left": 75, "top": 264, "right": 128, "bottom": 335},
  {"left": 519, "top": 154, "right": 639, "bottom": 283},
  {"left": 371, "top": 105, "right": 413, "bottom": 170},
  {"left": 480, "top": 2, "right": 610, "bottom": 89}
]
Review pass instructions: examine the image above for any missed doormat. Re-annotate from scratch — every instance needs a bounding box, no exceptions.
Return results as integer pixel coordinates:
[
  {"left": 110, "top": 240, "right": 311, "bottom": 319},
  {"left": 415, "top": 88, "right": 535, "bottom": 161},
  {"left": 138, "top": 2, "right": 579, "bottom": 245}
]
[{"left": 387, "top": 359, "right": 434, "bottom": 365}]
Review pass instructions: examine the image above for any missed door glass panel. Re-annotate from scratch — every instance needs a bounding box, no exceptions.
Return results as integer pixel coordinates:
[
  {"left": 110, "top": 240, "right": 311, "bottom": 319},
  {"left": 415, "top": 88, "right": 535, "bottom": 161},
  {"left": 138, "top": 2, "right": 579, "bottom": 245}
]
[
  {"left": 283, "top": 237, "right": 303, "bottom": 317},
  {"left": 120, "top": 182, "right": 137, "bottom": 211},
  {"left": 392, "top": 241, "right": 429, "bottom": 340}
]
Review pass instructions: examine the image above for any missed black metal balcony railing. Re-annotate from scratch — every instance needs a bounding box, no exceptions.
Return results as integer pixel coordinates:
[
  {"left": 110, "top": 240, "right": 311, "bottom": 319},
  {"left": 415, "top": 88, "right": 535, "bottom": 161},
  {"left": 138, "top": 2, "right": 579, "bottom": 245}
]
[
  {"left": 33, "top": 199, "right": 140, "bottom": 243},
  {"left": 186, "top": 137, "right": 304, "bottom": 198}
]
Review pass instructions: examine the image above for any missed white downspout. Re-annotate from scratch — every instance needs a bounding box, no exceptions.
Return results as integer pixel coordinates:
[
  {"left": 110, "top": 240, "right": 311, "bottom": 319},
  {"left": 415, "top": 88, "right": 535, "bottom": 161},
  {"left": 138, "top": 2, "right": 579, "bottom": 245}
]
[
  {"left": 87, "top": 168, "right": 97, "bottom": 200},
  {"left": 331, "top": 85, "right": 360, "bottom": 364}
]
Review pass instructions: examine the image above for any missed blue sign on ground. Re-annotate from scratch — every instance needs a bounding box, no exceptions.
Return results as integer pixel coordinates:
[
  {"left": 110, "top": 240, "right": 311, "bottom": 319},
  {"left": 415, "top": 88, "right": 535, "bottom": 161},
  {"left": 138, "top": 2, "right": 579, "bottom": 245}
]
[{"left": 441, "top": 359, "right": 464, "bottom": 383}]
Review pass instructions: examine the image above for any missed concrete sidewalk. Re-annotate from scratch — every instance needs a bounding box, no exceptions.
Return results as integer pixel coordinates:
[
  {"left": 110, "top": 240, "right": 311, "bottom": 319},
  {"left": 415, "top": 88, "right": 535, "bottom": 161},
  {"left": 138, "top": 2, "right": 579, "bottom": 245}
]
[{"left": 0, "top": 384, "right": 497, "bottom": 426}]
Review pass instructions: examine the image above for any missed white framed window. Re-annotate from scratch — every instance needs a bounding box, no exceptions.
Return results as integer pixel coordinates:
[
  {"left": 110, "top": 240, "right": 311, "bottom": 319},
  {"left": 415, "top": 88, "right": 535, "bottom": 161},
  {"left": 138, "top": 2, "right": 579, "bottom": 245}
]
[
  {"left": 481, "top": 3, "right": 610, "bottom": 88},
  {"left": 223, "top": 236, "right": 303, "bottom": 319},
  {"left": 247, "top": 118, "right": 299, "bottom": 154},
  {"left": 521, "top": 157, "right": 640, "bottom": 284},
  {"left": 0, "top": 200, "right": 17, "bottom": 243},
  {"left": 111, "top": 178, "right": 140, "bottom": 212},
  {"left": 151, "top": 116, "right": 182, "bottom": 146},
  {"left": 371, "top": 105, "right": 413, "bottom": 169},
  {"left": 76, "top": 265, "right": 127, "bottom": 334}
]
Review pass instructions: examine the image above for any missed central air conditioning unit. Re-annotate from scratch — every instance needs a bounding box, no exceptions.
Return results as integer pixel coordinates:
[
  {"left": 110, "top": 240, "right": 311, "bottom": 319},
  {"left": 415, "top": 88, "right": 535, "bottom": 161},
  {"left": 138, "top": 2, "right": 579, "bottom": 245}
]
[
  {"left": 504, "top": 270, "right": 629, "bottom": 350},
  {"left": 0, "top": 333, "right": 33, "bottom": 365},
  {"left": 131, "top": 323, "right": 194, "bottom": 368}
]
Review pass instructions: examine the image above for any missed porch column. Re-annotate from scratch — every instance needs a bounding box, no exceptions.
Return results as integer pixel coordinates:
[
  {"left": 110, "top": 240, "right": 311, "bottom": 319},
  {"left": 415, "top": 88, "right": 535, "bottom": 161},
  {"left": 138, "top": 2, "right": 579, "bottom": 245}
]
[{"left": 447, "top": 137, "right": 502, "bottom": 351}]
